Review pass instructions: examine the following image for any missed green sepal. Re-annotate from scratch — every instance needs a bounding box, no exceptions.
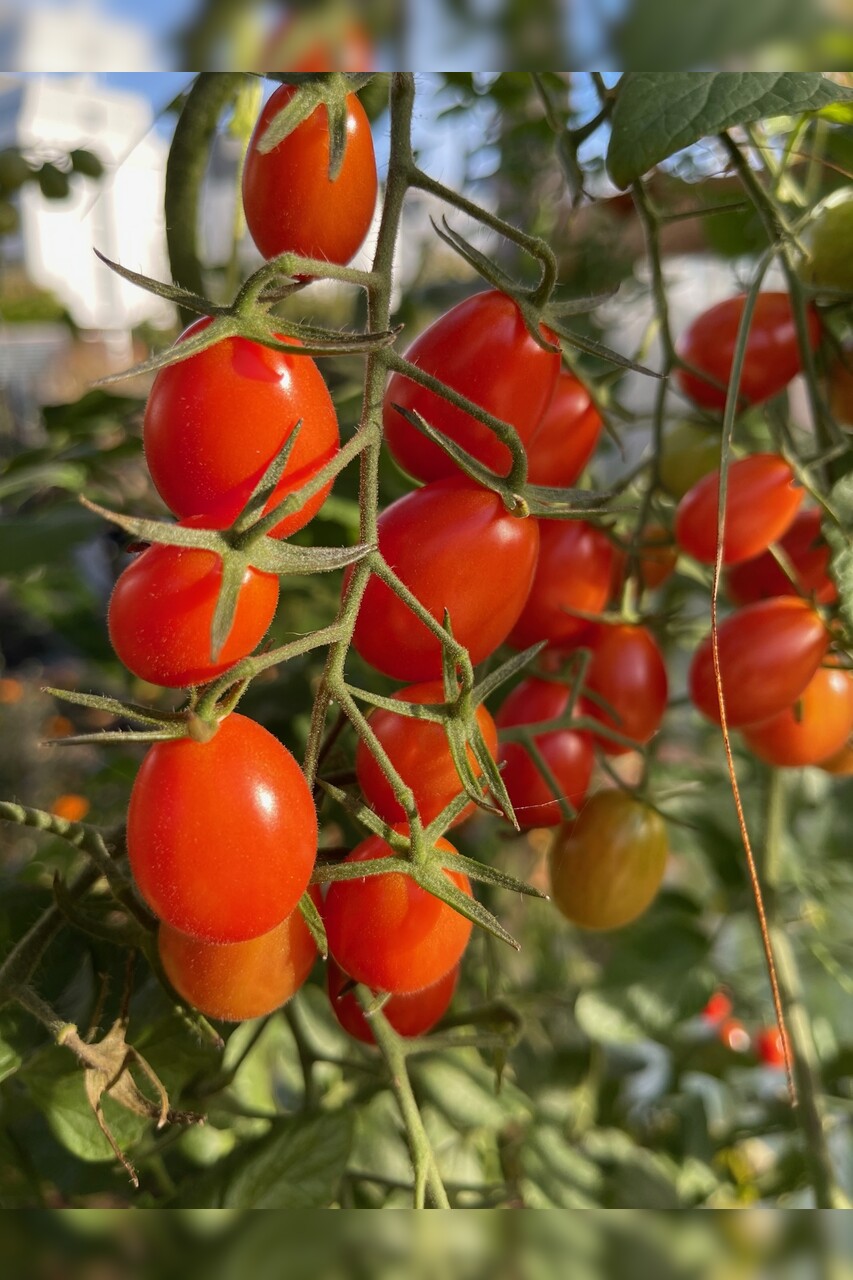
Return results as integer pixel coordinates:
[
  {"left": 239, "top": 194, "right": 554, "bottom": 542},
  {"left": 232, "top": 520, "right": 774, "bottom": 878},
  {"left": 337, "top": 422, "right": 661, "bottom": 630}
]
[
  {"left": 298, "top": 892, "right": 328, "bottom": 959},
  {"left": 414, "top": 866, "right": 521, "bottom": 951},
  {"left": 41, "top": 687, "right": 187, "bottom": 729}
]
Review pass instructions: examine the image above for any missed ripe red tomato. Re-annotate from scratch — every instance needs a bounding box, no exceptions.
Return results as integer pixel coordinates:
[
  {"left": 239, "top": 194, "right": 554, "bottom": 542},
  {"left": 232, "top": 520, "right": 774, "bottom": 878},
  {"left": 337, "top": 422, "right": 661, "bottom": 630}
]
[
  {"left": 549, "top": 791, "right": 668, "bottom": 931},
  {"left": 128, "top": 714, "right": 317, "bottom": 942},
  {"left": 688, "top": 598, "right": 829, "bottom": 728},
  {"left": 326, "top": 957, "right": 457, "bottom": 1045},
  {"left": 675, "top": 454, "right": 803, "bottom": 567},
  {"left": 583, "top": 623, "right": 668, "bottom": 756},
  {"left": 725, "top": 508, "right": 836, "bottom": 607},
  {"left": 158, "top": 899, "right": 318, "bottom": 1022},
  {"left": 701, "top": 991, "right": 733, "bottom": 1025},
  {"left": 108, "top": 521, "right": 279, "bottom": 689},
  {"left": 323, "top": 833, "right": 472, "bottom": 994},
  {"left": 143, "top": 318, "right": 339, "bottom": 539},
  {"left": 719, "top": 1018, "right": 751, "bottom": 1054},
  {"left": 829, "top": 347, "right": 853, "bottom": 427},
  {"left": 351, "top": 476, "right": 540, "bottom": 680},
  {"left": 819, "top": 742, "right": 853, "bottom": 775},
  {"left": 355, "top": 681, "right": 498, "bottom": 827},
  {"left": 242, "top": 83, "right": 377, "bottom": 265},
  {"left": 675, "top": 292, "right": 821, "bottom": 411},
  {"left": 383, "top": 291, "right": 561, "bottom": 482},
  {"left": 755, "top": 1027, "right": 786, "bottom": 1069},
  {"left": 257, "top": 14, "right": 374, "bottom": 71},
  {"left": 526, "top": 370, "right": 602, "bottom": 487},
  {"left": 495, "top": 677, "right": 593, "bottom": 828},
  {"left": 508, "top": 519, "right": 614, "bottom": 651},
  {"left": 740, "top": 665, "right": 853, "bottom": 767},
  {"left": 609, "top": 523, "right": 678, "bottom": 597}
]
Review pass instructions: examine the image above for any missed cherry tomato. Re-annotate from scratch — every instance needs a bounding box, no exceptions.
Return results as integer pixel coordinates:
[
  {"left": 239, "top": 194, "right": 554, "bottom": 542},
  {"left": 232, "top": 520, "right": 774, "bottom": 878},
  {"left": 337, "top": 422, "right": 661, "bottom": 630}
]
[
  {"left": 526, "top": 370, "right": 602, "bottom": 487},
  {"left": 549, "top": 791, "right": 668, "bottom": 931},
  {"left": 828, "top": 347, "right": 853, "bottom": 427},
  {"left": 719, "top": 1018, "right": 751, "bottom": 1053},
  {"left": 740, "top": 665, "right": 853, "bottom": 767},
  {"left": 108, "top": 521, "right": 279, "bottom": 689},
  {"left": 257, "top": 14, "right": 374, "bottom": 71},
  {"left": 798, "top": 189, "right": 853, "bottom": 294},
  {"left": 128, "top": 714, "right": 317, "bottom": 942},
  {"left": 659, "top": 420, "right": 721, "bottom": 498},
  {"left": 725, "top": 508, "right": 836, "bottom": 607},
  {"left": 675, "top": 454, "right": 803, "bottom": 567},
  {"left": 583, "top": 623, "right": 668, "bottom": 756},
  {"left": 383, "top": 291, "right": 561, "bottom": 482},
  {"left": 326, "top": 957, "right": 457, "bottom": 1046},
  {"left": 819, "top": 742, "right": 853, "bottom": 775},
  {"left": 158, "top": 898, "right": 318, "bottom": 1022},
  {"left": 242, "top": 83, "right": 377, "bottom": 265},
  {"left": 675, "top": 292, "right": 821, "bottom": 411},
  {"left": 351, "top": 476, "right": 540, "bottom": 680},
  {"left": 609, "top": 523, "right": 677, "bottom": 597},
  {"left": 356, "top": 681, "right": 498, "bottom": 827},
  {"left": 323, "top": 833, "right": 472, "bottom": 994},
  {"left": 495, "top": 677, "right": 593, "bottom": 828},
  {"left": 701, "top": 991, "right": 733, "bottom": 1025},
  {"left": 143, "top": 318, "right": 340, "bottom": 538},
  {"left": 755, "top": 1026, "right": 786, "bottom": 1069},
  {"left": 508, "top": 519, "right": 614, "bottom": 651},
  {"left": 688, "top": 598, "right": 829, "bottom": 728}
]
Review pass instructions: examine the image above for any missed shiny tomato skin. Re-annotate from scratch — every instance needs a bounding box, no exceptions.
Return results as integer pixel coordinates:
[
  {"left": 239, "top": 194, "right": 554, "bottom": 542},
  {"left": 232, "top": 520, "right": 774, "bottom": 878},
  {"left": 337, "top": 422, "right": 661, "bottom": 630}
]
[
  {"left": 526, "top": 371, "right": 603, "bottom": 487},
  {"left": 356, "top": 681, "right": 498, "bottom": 827},
  {"left": 496, "top": 677, "right": 593, "bottom": 828},
  {"left": 128, "top": 714, "right": 317, "bottom": 943},
  {"left": 675, "top": 292, "right": 821, "bottom": 411},
  {"left": 676, "top": 454, "right": 803, "bottom": 567},
  {"left": 549, "top": 791, "right": 668, "bottom": 931},
  {"left": 609, "top": 523, "right": 677, "bottom": 597},
  {"left": 242, "top": 83, "right": 377, "bottom": 265},
  {"left": 108, "top": 522, "right": 279, "bottom": 688},
  {"left": 323, "top": 834, "right": 473, "bottom": 994},
  {"left": 740, "top": 666, "right": 853, "bottom": 767},
  {"left": 584, "top": 623, "right": 669, "bottom": 756},
  {"left": 688, "top": 598, "right": 829, "bottom": 728},
  {"left": 326, "top": 957, "right": 457, "bottom": 1045},
  {"left": 158, "top": 898, "right": 318, "bottom": 1022},
  {"left": 725, "top": 508, "right": 837, "bottom": 607},
  {"left": 383, "top": 291, "right": 561, "bottom": 482},
  {"left": 508, "top": 519, "right": 614, "bottom": 651},
  {"left": 143, "top": 318, "right": 340, "bottom": 539},
  {"left": 351, "top": 476, "right": 540, "bottom": 680}
]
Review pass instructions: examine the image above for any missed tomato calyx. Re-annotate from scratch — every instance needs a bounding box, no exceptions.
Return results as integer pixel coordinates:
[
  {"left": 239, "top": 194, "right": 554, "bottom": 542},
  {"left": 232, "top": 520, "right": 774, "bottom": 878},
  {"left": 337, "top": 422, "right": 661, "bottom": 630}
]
[{"left": 254, "top": 73, "right": 373, "bottom": 181}]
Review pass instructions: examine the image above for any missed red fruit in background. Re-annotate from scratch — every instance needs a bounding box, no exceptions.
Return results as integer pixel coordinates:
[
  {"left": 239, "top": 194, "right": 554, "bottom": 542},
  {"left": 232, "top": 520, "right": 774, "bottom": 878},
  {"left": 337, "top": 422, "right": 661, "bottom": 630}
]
[
  {"left": 508, "top": 519, "right": 614, "bottom": 650},
  {"left": 719, "top": 1018, "right": 751, "bottom": 1053},
  {"left": 725, "top": 508, "right": 836, "bottom": 607},
  {"left": 326, "top": 957, "right": 458, "bottom": 1045},
  {"left": 526, "top": 370, "right": 602, "bottom": 487},
  {"left": 355, "top": 681, "right": 499, "bottom": 827},
  {"left": 143, "top": 318, "right": 340, "bottom": 539},
  {"left": 583, "top": 623, "right": 668, "bottom": 756},
  {"left": 740, "top": 665, "right": 853, "bottom": 767},
  {"left": 496, "top": 677, "right": 593, "bottom": 828},
  {"left": 755, "top": 1027, "right": 786, "bottom": 1069},
  {"left": 351, "top": 476, "right": 540, "bottom": 680},
  {"left": 688, "top": 598, "right": 829, "bottom": 728},
  {"left": 383, "top": 290, "right": 561, "bottom": 482},
  {"left": 257, "top": 14, "right": 374, "bottom": 71},
  {"left": 701, "top": 991, "right": 733, "bottom": 1025},
  {"left": 610, "top": 524, "right": 678, "bottom": 597},
  {"left": 820, "top": 742, "right": 853, "bottom": 775},
  {"left": 675, "top": 454, "right": 803, "bottom": 567},
  {"left": 675, "top": 292, "right": 821, "bottom": 411}
]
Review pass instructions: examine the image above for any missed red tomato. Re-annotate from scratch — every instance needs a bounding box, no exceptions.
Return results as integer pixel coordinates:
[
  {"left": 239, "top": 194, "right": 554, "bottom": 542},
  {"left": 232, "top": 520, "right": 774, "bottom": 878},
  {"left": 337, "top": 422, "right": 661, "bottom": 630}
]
[
  {"left": 701, "top": 991, "right": 733, "bottom": 1025},
  {"left": 323, "top": 833, "right": 472, "bottom": 994},
  {"left": 508, "top": 519, "right": 614, "bottom": 651},
  {"left": 740, "top": 665, "right": 853, "bottom": 767},
  {"left": 495, "top": 677, "right": 593, "bottom": 828},
  {"left": 356, "top": 681, "right": 498, "bottom": 827},
  {"left": 675, "top": 454, "right": 803, "bottom": 567},
  {"left": 725, "top": 508, "right": 837, "bottom": 607},
  {"left": 326, "top": 957, "right": 457, "bottom": 1045},
  {"left": 820, "top": 742, "right": 853, "bottom": 775},
  {"left": 675, "top": 292, "right": 821, "bottom": 411},
  {"left": 108, "top": 521, "right": 279, "bottom": 688},
  {"left": 755, "top": 1027, "right": 786, "bottom": 1069},
  {"left": 158, "top": 899, "right": 318, "bottom": 1022},
  {"left": 128, "top": 714, "right": 317, "bottom": 942},
  {"left": 257, "top": 15, "right": 374, "bottom": 71},
  {"left": 526, "top": 370, "right": 602, "bottom": 487},
  {"left": 609, "top": 523, "right": 678, "bottom": 597},
  {"left": 583, "top": 623, "right": 668, "bottom": 756},
  {"left": 688, "top": 598, "right": 829, "bottom": 728},
  {"left": 143, "top": 318, "right": 340, "bottom": 538},
  {"left": 351, "top": 476, "right": 540, "bottom": 680},
  {"left": 383, "top": 291, "right": 561, "bottom": 482},
  {"left": 242, "top": 83, "right": 377, "bottom": 265},
  {"left": 719, "top": 1018, "right": 751, "bottom": 1053},
  {"left": 549, "top": 791, "right": 668, "bottom": 931},
  {"left": 829, "top": 348, "right": 853, "bottom": 427}
]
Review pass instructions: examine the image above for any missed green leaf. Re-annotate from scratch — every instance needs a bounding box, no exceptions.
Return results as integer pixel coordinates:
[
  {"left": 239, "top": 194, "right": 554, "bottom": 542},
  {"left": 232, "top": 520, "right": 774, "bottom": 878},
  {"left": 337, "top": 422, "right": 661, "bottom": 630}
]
[
  {"left": 827, "top": 473, "right": 853, "bottom": 633},
  {"left": 607, "top": 73, "right": 853, "bottom": 189},
  {"left": 25, "top": 1050, "right": 149, "bottom": 1163}
]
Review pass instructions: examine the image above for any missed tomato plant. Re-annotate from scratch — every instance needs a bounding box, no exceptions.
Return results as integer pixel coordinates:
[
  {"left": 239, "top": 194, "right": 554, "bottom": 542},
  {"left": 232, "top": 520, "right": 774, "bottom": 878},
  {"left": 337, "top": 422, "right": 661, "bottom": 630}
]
[
  {"left": 675, "top": 454, "right": 803, "bottom": 566},
  {"left": 242, "top": 82, "right": 377, "bottom": 265},
  {"left": 582, "top": 623, "right": 669, "bottom": 756},
  {"left": 127, "top": 714, "right": 317, "bottom": 942},
  {"left": 508, "top": 519, "right": 614, "bottom": 650},
  {"left": 549, "top": 791, "right": 669, "bottom": 931},
  {"left": 326, "top": 957, "right": 458, "bottom": 1045},
  {"left": 740, "top": 665, "right": 853, "bottom": 767},
  {"left": 526, "top": 369, "right": 602, "bottom": 487},
  {"left": 495, "top": 676, "right": 593, "bottom": 828},
  {"left": 609, "top": 523, "right": 677, "bottom": 596},
  {"left": 725, "top": 508, "right": 837, "bottom": 606}
]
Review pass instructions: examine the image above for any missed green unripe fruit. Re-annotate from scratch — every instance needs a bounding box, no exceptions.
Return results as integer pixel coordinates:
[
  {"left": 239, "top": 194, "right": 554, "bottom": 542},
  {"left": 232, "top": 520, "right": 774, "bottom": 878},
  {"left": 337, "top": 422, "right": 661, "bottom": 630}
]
[
  {"left": 70, "top": 148, "right": 103, "bottom": 179},
  {"left": 798, "top": 189, "right": 853, "bottom": 294},
  {"left": 0, "top": 148, "right": 32, "bottom": 192},
  {"left": 659, "top": 420, "right": 720, "bottom": 499},
  {"left": 37, "top": 162, "right": 70, "bottom": 200}
]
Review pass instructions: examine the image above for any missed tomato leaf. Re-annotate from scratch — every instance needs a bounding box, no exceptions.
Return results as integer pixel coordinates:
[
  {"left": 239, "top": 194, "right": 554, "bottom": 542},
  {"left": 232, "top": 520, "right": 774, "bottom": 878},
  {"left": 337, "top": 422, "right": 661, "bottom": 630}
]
[{"left": 607, "top": 73, "right": 853, "bottom": 190}]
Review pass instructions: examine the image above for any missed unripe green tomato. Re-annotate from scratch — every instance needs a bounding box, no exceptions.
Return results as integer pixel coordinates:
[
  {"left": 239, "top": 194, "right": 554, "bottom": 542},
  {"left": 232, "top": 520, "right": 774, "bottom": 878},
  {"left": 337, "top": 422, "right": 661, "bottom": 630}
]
[
  {"left": 797, "top": 188, "right": 853, "bottom": 294},
  {"left": 70, "top": 147, "right": 103, "bottom": 179},
  {"left": 659, "top": 420, "right": 720, "bottom": 498},
  {"left": 0, "top": 147, "right": 32, "bottom": 192},
  {"left": 37, "top": 162, "right": 70, "bottom": 199},
  {"left": 548, "top": 791, "right": 668, "bottom": 931}
]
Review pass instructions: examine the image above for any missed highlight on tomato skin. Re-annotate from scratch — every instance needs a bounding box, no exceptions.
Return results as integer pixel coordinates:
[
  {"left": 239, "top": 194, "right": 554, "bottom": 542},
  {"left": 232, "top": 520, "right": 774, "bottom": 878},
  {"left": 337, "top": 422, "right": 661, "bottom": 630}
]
[
  {"left": 725, "top": 507, "right": 837, "bottom": 607},
  {"left": 675, "top": 454, "right": 804, "bottom": 567},
  {"left": 526, "top": 370, "right": 603, "bottom": 488},
  {"left": 739, "top": 665, "right": 853, "bottom": 768},
  {"left": 755, "top": 1027, "right": 786, "bottom": 1070},
  {"left": 326, "top": 957, "right": 458, "bottom": 1046}
]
